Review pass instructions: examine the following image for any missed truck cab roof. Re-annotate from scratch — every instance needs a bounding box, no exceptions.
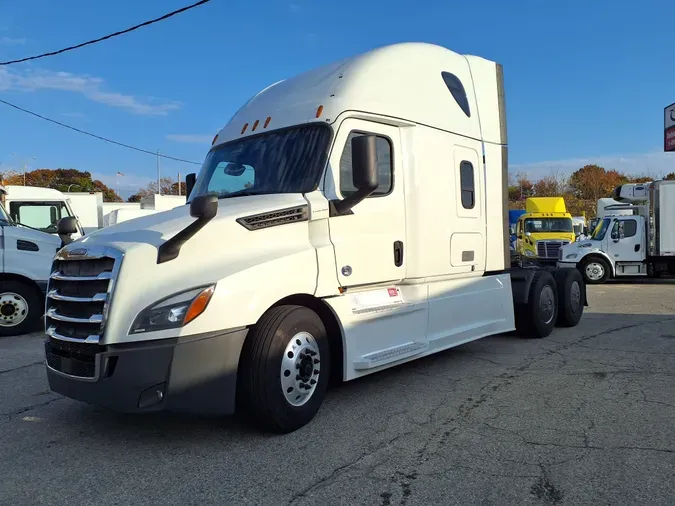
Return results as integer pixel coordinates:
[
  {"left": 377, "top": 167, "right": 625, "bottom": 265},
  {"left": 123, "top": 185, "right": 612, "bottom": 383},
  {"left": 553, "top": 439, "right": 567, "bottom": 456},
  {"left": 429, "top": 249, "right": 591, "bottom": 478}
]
[
  {"left": 214, "top": 42, "right": 506, "bottom": 149},
  {"left": 5, "top": 185, "right": 67, "bottom": 200}
]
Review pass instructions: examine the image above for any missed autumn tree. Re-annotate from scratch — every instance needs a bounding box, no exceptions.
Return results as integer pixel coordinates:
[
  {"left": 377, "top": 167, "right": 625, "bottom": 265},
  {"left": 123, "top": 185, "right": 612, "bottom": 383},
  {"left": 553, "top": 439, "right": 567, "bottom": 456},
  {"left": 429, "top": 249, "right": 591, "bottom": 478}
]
[
  {"left": 1, "top": 168, "right": 122, "bottom": 202},
  {"left": 127, "top": 177, "right": 187, "bottom": 202},
  {"left": 664, "top": 172, "right": 675, "bottom": 181},
  {"left": 567, "top": 165, "right": 629, "bottom": 202},
  {"left": 508, "top": 172, "right": 533, "bottom": 201}
]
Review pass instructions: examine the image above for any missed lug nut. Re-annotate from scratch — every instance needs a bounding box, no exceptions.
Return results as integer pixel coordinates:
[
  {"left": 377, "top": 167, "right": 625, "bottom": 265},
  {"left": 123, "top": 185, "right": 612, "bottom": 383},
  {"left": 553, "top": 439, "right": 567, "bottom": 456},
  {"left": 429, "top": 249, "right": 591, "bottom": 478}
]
[
  {"left": 310, "top": 379, "right": 316, "bottom": 385},
  {"left": 314, "top": 359, "right": 320, "bottom": 364},
  {"left": 314, "top": 369, "right": 319, "bottom": 375}
]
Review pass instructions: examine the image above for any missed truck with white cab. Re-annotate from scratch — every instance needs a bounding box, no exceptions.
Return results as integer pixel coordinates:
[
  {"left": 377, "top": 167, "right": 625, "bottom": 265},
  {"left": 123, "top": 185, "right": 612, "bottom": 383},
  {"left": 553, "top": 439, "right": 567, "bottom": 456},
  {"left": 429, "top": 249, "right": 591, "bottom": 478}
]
[
  {"left": 558, "top": 181, "right": 675, "bottom": 283},
  {"left": 0, "top": 185, "right": 62, "bottom": 336},
  {"left": 44, "top": 43, "right": 587, "bottom": 432}
]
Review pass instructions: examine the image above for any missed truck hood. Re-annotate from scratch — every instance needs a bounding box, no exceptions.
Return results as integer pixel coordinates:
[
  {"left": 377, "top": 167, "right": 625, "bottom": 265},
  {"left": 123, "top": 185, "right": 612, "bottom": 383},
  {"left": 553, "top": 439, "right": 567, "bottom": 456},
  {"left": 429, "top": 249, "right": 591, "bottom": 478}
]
[
  {"left": 58, "top": 193, "right": 319, "bottom": 341},
  {"left": 72, "top": 193, "right": 307, "bottom": 253}
]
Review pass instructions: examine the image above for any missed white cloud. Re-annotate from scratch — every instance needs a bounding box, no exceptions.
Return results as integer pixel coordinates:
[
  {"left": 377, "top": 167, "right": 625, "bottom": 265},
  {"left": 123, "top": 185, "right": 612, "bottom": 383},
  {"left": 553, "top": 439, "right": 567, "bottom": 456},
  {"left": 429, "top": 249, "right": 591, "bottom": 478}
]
[
  {"left": 510, "top": 150, "right": 675, "bottom": 180},
  {"left": 0, "top": 36, "right": 27, "bottom": 45},
  {"left": 0, "top": 68, "right": 181, "bottom": 116},
  {"left": 166, "top": 134, "right": 213, "bottom": 144}
]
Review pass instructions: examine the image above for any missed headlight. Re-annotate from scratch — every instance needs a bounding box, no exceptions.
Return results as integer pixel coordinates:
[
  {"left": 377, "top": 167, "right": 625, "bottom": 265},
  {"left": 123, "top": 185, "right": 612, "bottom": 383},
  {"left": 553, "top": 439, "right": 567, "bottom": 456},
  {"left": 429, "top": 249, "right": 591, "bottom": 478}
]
[
  {"left": 565, "top": 254, "right": 578, "bottom": 259},
  {"left": 130, "top": 285, "right": 215, "bottom": 334},
  {"left": 525, "top": 250, "right": 536, "bottom": 257}
]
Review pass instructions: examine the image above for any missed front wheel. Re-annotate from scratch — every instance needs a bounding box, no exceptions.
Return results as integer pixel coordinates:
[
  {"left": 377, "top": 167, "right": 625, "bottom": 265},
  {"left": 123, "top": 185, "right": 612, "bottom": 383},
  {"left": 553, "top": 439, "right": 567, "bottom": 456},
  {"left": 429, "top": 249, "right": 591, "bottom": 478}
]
[
  {"left": 580, "top": 257, "right": 610, "bottom": 284},
  {"left": 238, "top": 305, "right": 330, "bottom": 433},
  {"left": 0, "top": 280, "right": 43, "bottom": 337}
]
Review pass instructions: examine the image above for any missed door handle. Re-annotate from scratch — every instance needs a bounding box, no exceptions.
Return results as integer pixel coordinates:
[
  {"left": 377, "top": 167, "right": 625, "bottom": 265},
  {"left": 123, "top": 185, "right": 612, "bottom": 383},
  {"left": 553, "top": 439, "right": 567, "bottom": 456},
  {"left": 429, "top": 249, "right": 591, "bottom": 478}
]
[
  {"left": 393, "top": 241, "right": 404, "bottom": 267},
  {"left": 635, "top": 244, "right": 640, "bottom": 252}
]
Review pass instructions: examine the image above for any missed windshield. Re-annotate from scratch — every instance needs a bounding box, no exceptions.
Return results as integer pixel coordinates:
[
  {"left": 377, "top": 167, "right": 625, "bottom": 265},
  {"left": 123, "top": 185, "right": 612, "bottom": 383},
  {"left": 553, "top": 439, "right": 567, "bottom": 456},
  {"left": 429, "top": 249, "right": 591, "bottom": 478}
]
[
  {"left": 190, "top": 124, "right": 332, "bottom": 200},
  {"left": 8, "top": 200, "right": 72, "bottom": 234},
  {"left": 590, "top": 218, "right": 611, "bottom": 240},
  {"left": 523, "top": 217, "right": 573, "bottom": 234}
]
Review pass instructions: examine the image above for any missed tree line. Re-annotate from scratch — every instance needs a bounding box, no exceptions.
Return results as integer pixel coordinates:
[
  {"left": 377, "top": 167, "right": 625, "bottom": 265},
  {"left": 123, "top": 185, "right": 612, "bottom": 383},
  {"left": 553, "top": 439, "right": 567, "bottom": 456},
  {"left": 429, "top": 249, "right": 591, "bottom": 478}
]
[
  {"left": 509, "top": 165, "right": 675, "bottom": 217},
  {"left": 0, "top": 168, "right": 185, "bottom": 203},
  {"left": 2, "top": 165, "right": 674, "bottom": 216}
]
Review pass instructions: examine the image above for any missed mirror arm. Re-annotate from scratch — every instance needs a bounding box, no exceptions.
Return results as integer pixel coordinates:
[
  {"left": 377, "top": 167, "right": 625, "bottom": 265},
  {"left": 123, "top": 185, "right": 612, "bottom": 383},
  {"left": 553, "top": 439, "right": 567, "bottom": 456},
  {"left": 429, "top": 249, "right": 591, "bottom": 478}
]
[
  {"left": 59, "top": 233, "right": 74, "bottom": 248},
  {"left": 329, "top": 186, "right": 376, "bottom": 217}
]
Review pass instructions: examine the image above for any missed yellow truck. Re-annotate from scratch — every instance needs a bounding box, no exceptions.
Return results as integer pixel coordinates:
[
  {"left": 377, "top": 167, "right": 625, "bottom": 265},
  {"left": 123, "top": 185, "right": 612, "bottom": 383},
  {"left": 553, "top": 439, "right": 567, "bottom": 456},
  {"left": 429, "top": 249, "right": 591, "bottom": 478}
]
[{"left": 515, "top": 197, "right": 575, "bottom": 264}]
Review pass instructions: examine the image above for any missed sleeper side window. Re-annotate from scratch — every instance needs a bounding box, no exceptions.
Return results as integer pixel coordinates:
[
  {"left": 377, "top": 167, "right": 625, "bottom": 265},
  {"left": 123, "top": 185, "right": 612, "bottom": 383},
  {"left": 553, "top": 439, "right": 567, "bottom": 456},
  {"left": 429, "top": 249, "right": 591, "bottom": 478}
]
[
  {"left": 459, "top": 161, "right": 475, "bottom": 209},
  {"left": 339, "top": 131, "right": 393, "bottom": 198}
]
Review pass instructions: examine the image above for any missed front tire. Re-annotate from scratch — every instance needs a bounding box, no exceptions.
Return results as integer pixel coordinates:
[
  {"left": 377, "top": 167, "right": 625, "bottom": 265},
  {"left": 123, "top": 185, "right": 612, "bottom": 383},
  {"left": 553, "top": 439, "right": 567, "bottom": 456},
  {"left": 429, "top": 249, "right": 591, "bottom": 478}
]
[
  {"left": 0, "top": 280, "right": 43, "bottom": 337},
  {"left": 580, "top": 257, "right": 610, "bottom": 284},
  {"left": 238, "top": 305, "right": 330, "bottom": 433},
  {"left": 515, "top": 271, "right": 558, "bottom": 338}
]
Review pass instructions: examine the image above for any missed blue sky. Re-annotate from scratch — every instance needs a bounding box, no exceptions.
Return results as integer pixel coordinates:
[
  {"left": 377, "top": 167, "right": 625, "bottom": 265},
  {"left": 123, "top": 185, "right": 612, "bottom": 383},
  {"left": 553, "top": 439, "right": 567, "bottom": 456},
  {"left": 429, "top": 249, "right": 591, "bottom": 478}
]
[{"left": 1, "top": 0, "right": 674, "bottom": 198}]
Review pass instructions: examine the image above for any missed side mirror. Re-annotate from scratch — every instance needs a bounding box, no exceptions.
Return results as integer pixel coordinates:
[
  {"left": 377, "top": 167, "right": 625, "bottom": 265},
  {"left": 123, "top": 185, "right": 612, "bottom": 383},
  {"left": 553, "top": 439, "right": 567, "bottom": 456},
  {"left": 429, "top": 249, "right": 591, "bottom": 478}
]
[
  {"left": 185, "top": 173, "right": 197, "bottom": 199},
  {"left": 190, "top": 194, "right": 218, "bottom": 221},
  {"left": 158, "top": 194, "right": 218, "bottom": 264},
  {"left": 57, "top": 216, "right": 78, "bottom": 246},
  {"left": 331, "top": 135, "right": 379, "bottom": 216}
]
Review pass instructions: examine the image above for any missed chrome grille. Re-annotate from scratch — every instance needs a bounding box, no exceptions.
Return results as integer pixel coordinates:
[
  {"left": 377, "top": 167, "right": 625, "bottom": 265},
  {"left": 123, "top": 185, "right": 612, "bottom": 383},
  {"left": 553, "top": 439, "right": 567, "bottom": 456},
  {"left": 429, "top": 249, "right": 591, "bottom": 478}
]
[
  {"left": 536, "top": 240, "right": 569, "bottom": 259},
  {"left": 45, "top": 247, "right": 122, "bottom": 345}
]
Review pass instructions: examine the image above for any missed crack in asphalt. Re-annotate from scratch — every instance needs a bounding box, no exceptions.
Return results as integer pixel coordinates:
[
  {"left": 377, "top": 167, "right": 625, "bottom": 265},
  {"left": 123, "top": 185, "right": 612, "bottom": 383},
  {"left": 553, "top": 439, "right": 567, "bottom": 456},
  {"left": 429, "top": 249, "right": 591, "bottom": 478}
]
[
  {"left": 1, "top": 397, "right": 61, "bottom": 418},
  {"left": 0, "top": 361, "right": 43, "bottom": 376}
]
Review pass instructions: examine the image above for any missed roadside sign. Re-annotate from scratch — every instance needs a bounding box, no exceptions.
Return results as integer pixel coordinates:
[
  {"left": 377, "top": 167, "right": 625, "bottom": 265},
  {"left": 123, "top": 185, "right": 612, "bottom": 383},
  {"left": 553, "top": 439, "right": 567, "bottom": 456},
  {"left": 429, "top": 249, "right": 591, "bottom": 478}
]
[{"left": 665, "top": 102, "right": 675, "bottom": 151}]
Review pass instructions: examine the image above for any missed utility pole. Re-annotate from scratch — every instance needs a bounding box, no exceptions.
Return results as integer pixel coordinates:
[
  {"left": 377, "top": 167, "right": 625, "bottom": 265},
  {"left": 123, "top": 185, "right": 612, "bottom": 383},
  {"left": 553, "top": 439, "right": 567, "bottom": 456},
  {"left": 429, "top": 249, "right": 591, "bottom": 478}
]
[
  {"left": 156, "top": 151, "right": 161, "bottom": 195},
  {"left": 177, "top": 172, "right": 181, "bottom": 196}
]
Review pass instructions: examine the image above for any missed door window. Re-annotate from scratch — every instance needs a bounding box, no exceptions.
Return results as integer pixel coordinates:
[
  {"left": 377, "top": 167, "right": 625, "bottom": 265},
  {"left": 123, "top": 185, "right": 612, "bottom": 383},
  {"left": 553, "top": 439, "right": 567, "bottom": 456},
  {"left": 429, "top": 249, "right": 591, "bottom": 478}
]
[
  {"left": 339, "top": 132, "right": 393, "bottom": 198},
  {"left": 9, "top": 201, "right": 69, "bottom": 234},
  {"left": 611, "top": 219, "right": 637, "bottom": 240}
]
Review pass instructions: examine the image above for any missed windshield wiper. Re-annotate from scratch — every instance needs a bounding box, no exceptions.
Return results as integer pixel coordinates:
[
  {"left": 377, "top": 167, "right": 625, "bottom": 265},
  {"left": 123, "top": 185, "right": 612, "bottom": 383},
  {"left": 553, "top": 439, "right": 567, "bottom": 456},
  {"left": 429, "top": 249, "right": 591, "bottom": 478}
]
[
  {"left": 16, "top": 222, "right": 49, "bottom": 233},
  {"left": 219, "top": 189, "right": 263, "bottom": 199}
]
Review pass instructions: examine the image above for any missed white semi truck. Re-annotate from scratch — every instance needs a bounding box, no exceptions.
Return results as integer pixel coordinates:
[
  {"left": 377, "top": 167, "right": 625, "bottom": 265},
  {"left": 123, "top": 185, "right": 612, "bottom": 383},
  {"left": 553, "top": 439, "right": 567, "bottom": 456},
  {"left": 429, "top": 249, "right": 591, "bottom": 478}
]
[
  {"left": 558, "top": 181, "right": 675, "bottom": 283},
  {"left": 4, "top": 186, "right": 84, "bottom": 238},
  {"left": 44, "top": 42, "right": 587, "bottom": 433},
  {"left": 0, "top": 185, "right": 62, "bottom": 336}
]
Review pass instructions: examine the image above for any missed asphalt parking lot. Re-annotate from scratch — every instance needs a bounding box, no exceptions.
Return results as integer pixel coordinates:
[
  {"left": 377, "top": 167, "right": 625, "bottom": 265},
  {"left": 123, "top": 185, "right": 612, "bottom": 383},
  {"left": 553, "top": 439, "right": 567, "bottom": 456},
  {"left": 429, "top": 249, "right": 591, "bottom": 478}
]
[{"left": 1, "top": 280, "right": 674, "bottom": 505}]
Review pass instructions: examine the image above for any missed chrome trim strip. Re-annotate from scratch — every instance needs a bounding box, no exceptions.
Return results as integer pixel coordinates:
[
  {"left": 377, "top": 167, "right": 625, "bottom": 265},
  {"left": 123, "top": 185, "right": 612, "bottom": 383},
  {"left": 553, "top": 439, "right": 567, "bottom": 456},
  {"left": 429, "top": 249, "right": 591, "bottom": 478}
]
[
  {"left": 50, "top": 271, "right": 112, "bottom": 282},
  {"left": 46, "top": 362, "right": 100, "bottom": 382},
  {"left": 46, "top": 326, "right": 100, "bottom": 344},
  {"left": 47, "top": 290, "right": 107, "bottom": 303},
  {"left": 46, "top": 308, "right": 103, "bottom": 324}
]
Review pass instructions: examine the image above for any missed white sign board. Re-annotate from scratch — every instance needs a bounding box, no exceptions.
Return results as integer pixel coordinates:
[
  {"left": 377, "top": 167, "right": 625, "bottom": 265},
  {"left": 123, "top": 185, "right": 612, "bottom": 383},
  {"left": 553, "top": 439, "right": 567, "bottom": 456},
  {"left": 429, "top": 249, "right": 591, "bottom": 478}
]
[{"left": 665, "top": 102, "right": 675, "bottom": 151}]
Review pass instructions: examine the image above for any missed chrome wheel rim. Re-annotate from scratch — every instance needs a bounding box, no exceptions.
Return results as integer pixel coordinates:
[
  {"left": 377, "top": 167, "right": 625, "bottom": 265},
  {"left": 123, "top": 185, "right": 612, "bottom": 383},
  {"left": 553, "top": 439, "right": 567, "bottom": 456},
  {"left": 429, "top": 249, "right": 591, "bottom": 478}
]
[
  {"left": 280, "top": 331, "right": 320, "bottom": 407},
  {"left": 539, "top": 285, "right": 555, "bottom": 324},
  {"left": 585, "top": 262, "right": 605, "bottom": 281},
  {"left": 0, "top": 292, "right": 29, "bottom": 327}
]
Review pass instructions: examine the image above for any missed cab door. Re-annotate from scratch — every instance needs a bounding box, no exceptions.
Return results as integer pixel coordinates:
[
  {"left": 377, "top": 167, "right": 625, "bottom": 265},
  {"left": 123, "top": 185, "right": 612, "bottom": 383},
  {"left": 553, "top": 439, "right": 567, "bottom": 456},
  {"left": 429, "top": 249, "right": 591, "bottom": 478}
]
[
  {"left": 606, "top": 217, "right": 644, "bottom": 262},
  {"left": 324, "top": 118, "right": 406, "bottom": 287}
]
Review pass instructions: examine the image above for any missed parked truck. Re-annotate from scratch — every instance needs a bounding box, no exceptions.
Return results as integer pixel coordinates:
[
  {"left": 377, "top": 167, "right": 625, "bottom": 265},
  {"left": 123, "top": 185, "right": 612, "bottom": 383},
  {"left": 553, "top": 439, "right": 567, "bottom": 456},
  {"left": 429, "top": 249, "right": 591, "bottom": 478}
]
[
  {"left": 558, "top": 180, "right": 675, "bottom": 283},
  {"left": 514, "top": 197, "right": 575, "bottom": 264},
  {"left": 4, "top": 185, "right": 83, "bottom": 238},
  {"left": 44, "top": 42, "right": 586, "bottom": 433},
  {"left": 0, "top": 184, "right": 62, "bottom": 336}
]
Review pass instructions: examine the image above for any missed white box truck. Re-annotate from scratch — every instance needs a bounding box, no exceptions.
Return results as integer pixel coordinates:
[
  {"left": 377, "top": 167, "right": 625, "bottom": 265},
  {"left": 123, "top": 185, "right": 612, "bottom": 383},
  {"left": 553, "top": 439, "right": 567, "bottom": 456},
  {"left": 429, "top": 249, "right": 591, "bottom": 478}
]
[
  {"left": 0, "top": 185, "right": 62, "bottom": 336},
  {"left": 44, "top": 42, "right": 587, "bottom": 432},
  {"left": 558, "top": 180, "right": 675, "bottom": 283},
  {"left": 65, "top": 192, "right": 104, "bottom": 235}
]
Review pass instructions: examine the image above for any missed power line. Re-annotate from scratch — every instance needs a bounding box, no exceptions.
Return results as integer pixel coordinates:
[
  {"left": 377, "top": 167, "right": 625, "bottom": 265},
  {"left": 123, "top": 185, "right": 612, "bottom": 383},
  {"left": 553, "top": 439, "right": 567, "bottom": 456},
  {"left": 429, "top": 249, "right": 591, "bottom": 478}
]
[
  {"left": 0, "top": 0, "right": 212, "bottom": 66},
  {"left": 0, "top": 98, "right": 203, "bottom": 165}
]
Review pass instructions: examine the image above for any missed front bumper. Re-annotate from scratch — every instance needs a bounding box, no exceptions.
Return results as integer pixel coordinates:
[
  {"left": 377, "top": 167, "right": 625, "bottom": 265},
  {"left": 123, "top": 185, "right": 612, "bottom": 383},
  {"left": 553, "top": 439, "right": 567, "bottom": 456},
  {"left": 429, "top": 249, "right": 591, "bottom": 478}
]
[
  {"left": 45, "top": 328, "right": 248, "bottom": 415},
  {"left": 556, "top": 261, "right": 578, "bottom": 269}
]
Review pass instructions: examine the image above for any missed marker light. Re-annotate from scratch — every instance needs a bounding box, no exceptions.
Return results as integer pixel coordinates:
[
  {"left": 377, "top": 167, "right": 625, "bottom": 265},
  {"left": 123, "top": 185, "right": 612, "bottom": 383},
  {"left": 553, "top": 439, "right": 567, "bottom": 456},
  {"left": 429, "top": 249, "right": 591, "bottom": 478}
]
[
  {"left": 316, "top": 105, "right": 324, "bottom": 118},
  {"left": 264, "top": 116, "right": 271, "bottom": 128},
  {"left": 184, "top": 286, "right": 215, "bottom": 325},
  {"left": 241, "top": 123, "right": 249, "bottom": 134},
  {"left": 252, "top": 119, "right": 260, "bottom": 131}
]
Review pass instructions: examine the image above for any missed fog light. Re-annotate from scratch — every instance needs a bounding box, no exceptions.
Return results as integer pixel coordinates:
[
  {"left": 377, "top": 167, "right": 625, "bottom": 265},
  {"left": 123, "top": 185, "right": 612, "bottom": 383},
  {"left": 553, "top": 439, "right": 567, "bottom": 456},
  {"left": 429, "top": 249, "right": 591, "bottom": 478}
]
[{"left": 138, "top": 383, "right": 166, "bottom": 409}]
